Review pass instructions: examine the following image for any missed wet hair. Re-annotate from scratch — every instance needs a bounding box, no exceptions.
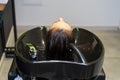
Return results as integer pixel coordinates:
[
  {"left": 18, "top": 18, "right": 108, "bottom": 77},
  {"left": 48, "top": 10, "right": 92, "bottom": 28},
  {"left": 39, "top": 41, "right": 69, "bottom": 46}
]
[{"left": 46, "top": 29, "right": 74, "bottom": 60}]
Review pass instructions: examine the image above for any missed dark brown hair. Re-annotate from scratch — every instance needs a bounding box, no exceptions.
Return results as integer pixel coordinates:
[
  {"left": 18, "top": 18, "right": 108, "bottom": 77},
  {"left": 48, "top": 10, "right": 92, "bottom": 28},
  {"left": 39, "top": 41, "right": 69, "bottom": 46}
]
[{"left": 46, "top": 29, "right": 74, "bottom": 60}]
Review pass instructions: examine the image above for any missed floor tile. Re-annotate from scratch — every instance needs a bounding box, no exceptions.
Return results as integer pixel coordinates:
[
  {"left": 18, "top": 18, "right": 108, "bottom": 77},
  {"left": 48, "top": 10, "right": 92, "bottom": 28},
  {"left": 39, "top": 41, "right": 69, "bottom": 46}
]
[{"left": 103, "top": 57, "right": 120, "bottom": 80}]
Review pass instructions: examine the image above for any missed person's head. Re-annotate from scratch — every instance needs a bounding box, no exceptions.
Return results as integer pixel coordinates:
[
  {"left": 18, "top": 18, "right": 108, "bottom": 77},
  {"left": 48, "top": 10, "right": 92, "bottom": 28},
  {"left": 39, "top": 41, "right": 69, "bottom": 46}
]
[
  {"left": 46, "top": 18, "right": 74, "bottom": 60},
  {"left": 50, "top": 18, "right": 72, "bottom": 33}
]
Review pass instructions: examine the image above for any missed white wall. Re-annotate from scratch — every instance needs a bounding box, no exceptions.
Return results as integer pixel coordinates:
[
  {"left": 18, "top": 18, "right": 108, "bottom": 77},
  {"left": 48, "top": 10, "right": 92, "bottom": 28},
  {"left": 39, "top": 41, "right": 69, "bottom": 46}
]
[
  {"left": 0, "top": 0, "right": 8, "bottom": 4},
  {"left": 15, "top": 0, "right": 120, "bottom": 27}
]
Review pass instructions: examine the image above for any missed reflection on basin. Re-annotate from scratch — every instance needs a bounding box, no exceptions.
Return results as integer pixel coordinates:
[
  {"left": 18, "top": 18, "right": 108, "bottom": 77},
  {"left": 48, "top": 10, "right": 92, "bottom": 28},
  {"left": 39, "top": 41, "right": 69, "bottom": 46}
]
[{"left": 15, "top": 27, "right": 104, "bottom": 80}]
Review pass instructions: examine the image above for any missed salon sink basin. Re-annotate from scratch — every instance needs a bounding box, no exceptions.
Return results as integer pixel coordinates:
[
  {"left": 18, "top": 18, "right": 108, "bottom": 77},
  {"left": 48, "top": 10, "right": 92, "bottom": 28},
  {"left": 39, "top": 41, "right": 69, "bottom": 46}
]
[{"left": 13, "top": 26, "right": 105, "bottom": 80}]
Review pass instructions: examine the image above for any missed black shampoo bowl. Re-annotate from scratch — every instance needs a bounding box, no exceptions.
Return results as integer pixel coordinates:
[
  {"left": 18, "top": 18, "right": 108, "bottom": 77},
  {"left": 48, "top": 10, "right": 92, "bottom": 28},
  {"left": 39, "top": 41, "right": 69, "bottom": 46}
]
[{"left": 11, "top": 27, "right": 105, "bottom": 80}]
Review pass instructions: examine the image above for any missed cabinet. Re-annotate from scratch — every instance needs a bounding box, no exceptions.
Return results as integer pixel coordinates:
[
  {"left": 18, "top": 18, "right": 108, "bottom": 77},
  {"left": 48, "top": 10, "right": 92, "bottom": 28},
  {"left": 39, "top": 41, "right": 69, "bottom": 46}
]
[
  {"left": 0, "top": 0, "right": 17, "bottom": 59},
  {"left": 0, "top": 4, "right": 6, "bottom": 60}
]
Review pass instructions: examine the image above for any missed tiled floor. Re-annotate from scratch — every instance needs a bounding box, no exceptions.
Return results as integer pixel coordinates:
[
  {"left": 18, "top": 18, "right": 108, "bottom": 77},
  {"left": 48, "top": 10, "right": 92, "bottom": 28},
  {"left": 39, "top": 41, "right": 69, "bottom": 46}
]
[{"left": 0, "top": 28, "right": 120, "bottom": 80}]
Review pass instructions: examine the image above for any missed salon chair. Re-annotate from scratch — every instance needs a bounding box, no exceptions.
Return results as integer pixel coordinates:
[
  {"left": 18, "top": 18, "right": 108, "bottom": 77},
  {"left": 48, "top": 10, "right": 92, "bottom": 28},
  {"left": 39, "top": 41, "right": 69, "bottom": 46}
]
[{"left": 8, "top": 27, "right": 105, "bottom": 80}]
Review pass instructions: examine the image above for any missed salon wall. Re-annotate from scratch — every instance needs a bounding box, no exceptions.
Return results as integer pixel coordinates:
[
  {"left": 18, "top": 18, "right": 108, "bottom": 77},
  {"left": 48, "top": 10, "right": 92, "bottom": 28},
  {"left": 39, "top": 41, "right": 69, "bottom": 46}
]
[{"left": 15, "top": 0, "right": 120, "bottom": 28}]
